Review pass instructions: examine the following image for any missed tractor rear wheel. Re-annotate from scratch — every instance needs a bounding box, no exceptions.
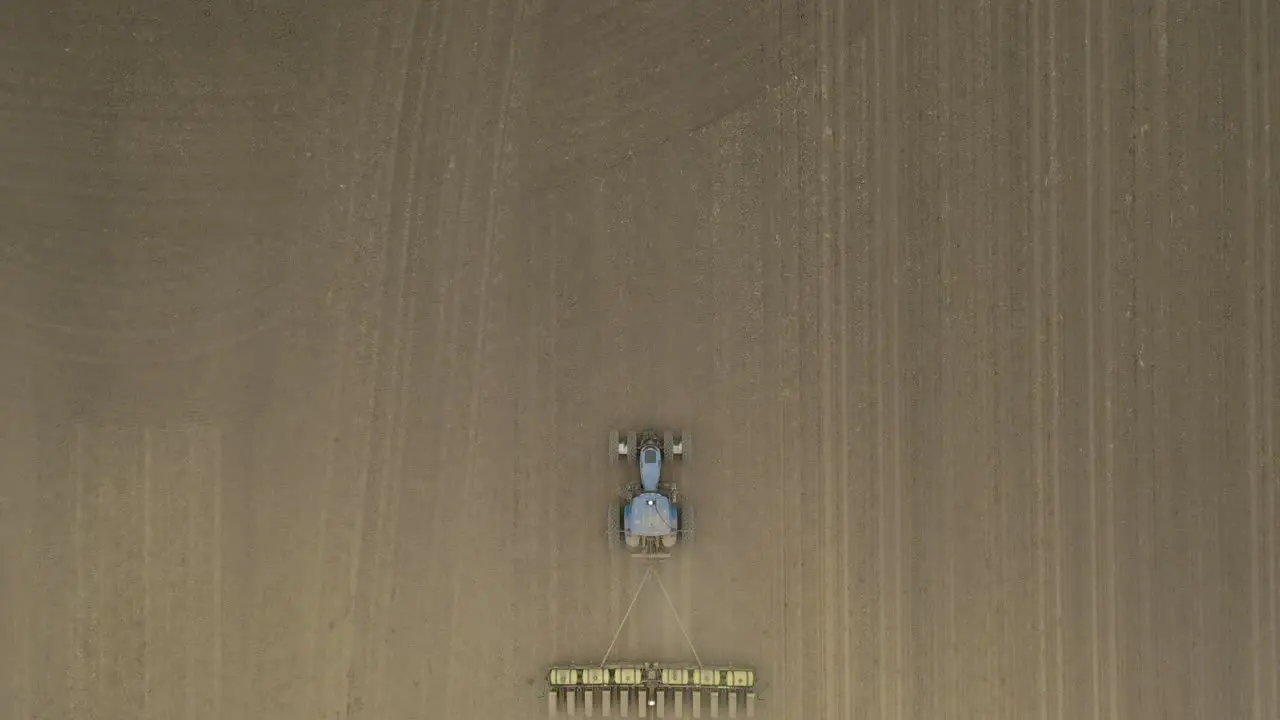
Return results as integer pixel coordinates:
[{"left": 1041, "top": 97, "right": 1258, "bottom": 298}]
[{"left": 608, "top": 505, "right": 622, "bottom": 545}]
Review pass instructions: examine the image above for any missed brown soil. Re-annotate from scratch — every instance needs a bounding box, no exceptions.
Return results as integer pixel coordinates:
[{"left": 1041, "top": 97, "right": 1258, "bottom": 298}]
[{"left": 2, "top": 1, "right": 1277, "bottom": 718}]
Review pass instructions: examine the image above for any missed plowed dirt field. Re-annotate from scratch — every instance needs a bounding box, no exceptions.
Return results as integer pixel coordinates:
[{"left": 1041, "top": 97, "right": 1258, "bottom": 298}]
[{"left": 2, "top": 2, "right": 1278, "bottom": 719}]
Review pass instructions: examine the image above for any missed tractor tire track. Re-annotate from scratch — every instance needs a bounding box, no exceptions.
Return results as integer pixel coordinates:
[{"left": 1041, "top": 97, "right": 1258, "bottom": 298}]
[
  {"left": 1245, "top": 2, "right": 1279, "bottom": 717},
  {"left": 870, "top": 1, "right": 907, "bottom": 718},
  {"left": 814, "top": 0, "right": 847, "bottom": 718}
]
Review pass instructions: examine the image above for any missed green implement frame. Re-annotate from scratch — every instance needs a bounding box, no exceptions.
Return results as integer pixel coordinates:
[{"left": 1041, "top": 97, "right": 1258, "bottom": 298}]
[
  {"left": 543, "top": 567, "right": 760, "bottom": 717},
  {"left": 546, "top": 662, "right": 757, "bottom": 717}
]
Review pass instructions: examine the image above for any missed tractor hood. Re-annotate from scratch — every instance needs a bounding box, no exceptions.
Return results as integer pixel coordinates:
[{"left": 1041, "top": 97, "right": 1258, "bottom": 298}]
[{"left": 639, "top": 445, "right": 662, "bottom": 491}]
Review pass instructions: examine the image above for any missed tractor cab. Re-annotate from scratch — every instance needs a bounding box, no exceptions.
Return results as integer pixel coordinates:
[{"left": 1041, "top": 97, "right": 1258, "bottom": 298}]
[{"left": 624, "top": 492, "right": 678, "bottom": 541}]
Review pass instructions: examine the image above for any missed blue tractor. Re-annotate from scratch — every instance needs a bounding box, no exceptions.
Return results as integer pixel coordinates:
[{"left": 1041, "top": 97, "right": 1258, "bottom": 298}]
[{"left": 608, "top": 429, "right": 688, "bottom": 558}]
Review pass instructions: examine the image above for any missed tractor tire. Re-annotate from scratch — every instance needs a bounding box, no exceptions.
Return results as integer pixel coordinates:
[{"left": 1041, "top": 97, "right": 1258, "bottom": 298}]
[
  {"left": 610, "top": 430, "right": 620, "bottom": 462},
  {"left": 663, "top": 431, "right": 674, "bottom": 457},
  {"left": 611, "top": 504, "right": 627, "bottom": 543}
]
